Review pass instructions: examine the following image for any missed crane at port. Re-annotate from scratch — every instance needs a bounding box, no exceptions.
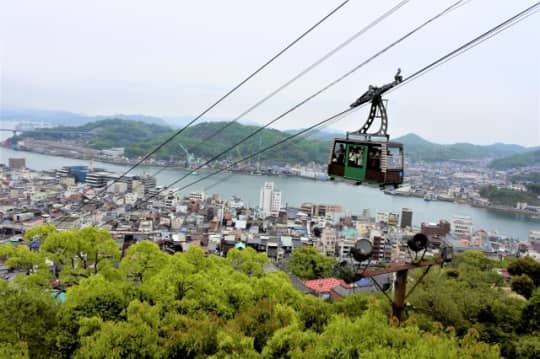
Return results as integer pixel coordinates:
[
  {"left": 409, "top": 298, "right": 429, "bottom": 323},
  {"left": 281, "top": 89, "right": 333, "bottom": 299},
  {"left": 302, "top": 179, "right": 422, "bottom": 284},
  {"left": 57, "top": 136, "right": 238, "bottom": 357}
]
[{"left": 178, "top": 143, "right": 194, "bottom": 168}]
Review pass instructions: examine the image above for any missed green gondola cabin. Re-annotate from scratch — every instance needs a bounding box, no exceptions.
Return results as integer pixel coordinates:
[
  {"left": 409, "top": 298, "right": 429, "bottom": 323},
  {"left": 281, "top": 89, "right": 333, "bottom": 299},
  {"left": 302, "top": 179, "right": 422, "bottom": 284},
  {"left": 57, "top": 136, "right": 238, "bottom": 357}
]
[
  {"left": 327, "top": 70, "right": 405, "bottom": 188},
  {"left": 327, "top": 138, "right": 403, "bottom": 187}
]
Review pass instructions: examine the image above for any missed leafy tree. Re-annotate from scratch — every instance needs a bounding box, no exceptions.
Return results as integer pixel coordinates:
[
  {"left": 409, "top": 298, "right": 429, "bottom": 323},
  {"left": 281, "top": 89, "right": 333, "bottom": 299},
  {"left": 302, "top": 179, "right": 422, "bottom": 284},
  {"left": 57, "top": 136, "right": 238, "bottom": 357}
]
[
  {"left": 214, "top": 329, "right": 259, "bottom": 358},
  {"left": 119, "top": 240, "right": 169, "bottom": 283},
  {"left": 0, "top": 284, "right": 59, "bottom": 358},
  {"left": 55, "top": 274, "right": 130, "bottom": 357},
  {"left": 0, "top": 342, "right": 29, "bottom": 359},
  {"left": 512, "top": 274, "right": 535, "bottom": 299},
  {"left": 1, "top": 224, "right": 532, "bottom": 358},
  {"left": 41, "top": 227, "right": 120, "bottom": 284},
  {"left": 294, "top": 295, "right": 332, "bottom": 333},
  {"left": 233, "top": 300, "right": 295, "bottom": 352},
  {"left": 521, "top": 289, "right": 540, "bottom": 334},
  {"left": 0, "top": 244, "right": 46, "bottom": 275},
  {"left": 227, "top": 247, "right": 268, "bottom": 277},
  {"left": 288, "top": 246, "right": 336, "bottom": 280},
  {"left": 76, "top": 301, "right": 165, "bottom": 359},
  {"left": 262, "top": 324, "right": 317, "bottom": 358},
  {"left": 23, "top": 223, "right": 56, "bottom": 243},
  {"left": 333, "top": 292, "right": 372, "bottom": 319},
  {"left": 508, "top": 257, "right": 540, "bottom": 287},
  {"left": 456, "top": 250, "right": 494, "bottom": 271},
  {"left": 508, "top": 335, "right": 540, "bottom": 359}
]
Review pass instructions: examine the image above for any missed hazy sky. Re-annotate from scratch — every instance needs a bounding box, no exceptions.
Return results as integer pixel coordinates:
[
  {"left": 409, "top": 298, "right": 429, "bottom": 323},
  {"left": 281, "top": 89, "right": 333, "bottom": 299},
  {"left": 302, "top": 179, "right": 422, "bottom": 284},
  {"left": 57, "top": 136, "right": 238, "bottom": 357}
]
[{"left": 1, "top": 0, "right": 539, "bottom": 145}]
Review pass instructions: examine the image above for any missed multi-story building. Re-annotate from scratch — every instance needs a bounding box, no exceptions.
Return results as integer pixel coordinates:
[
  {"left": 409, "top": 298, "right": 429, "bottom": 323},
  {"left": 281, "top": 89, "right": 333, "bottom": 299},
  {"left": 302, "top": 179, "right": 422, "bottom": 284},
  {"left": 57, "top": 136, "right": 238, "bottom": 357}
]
[
  {"left": 388, "top": 212, "right": 399, "bottom": 227},
  {"left": 400, "top": 208, "right": 413, "bottom": 228},
  {"left": 421, "top": 220, "right": 451, "bottom": 237},
  {"left": 131, "top": 174, "right": 156, "bottom": 194},
  {"left": 372, "top": 235, "right": 392, "bottom": 262},
  {"left": 300, "top": 203, "right": 342, "bottom": 221},
  {"left": 375, "top": 210, "right": 389, "bottom": 224},
  {"left": 56, "top": 165, "right": 96, "bottom": 183},
  {"left": 8, "top": 158, "right": 26, "bottom": 170},
  {"left": 320, "top": 226, "right": 337, "bottom": 256},
  {"left": 189, "top": 191, "right": 205, "bottom": 202},
  {"left": 529, "top": 230, "right": 540, "bottom": 252},
  {"left": 452, "top": 215, "right": 473, "bottom": 238},
  {"left": 259, "top": 182, "right": 282, "bottom": 217}
]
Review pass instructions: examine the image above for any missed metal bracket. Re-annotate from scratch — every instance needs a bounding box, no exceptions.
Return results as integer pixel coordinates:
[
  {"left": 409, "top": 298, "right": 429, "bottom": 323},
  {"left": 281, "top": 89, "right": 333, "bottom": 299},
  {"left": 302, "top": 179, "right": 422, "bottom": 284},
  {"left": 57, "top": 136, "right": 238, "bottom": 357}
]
[{"left": 349, "top": 97, "right": 390, "bottom": 140}]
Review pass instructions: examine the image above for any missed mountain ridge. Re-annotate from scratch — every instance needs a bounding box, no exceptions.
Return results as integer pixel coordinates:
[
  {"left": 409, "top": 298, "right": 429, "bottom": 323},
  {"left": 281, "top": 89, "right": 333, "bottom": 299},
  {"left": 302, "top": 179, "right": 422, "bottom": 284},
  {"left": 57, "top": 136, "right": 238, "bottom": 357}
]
[{"left": 7, "top": 119, "right": 535, "bottom": 165}]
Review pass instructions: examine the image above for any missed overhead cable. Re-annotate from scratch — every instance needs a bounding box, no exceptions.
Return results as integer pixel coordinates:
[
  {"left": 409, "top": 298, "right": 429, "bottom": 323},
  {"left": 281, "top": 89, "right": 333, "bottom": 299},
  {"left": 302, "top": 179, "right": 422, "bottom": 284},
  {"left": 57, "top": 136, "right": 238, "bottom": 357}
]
[
  {"left": 57, "top": 0, "right": 351, "bottom": 225},
  {"left": 151, "top": 0, "right": 468, "bottom": 189},
  {"left": 98, "top": 0, "right": 351, "bottom": 192},
  {"left": 138, "top": 1, "right": 539, "bottom": 206}
]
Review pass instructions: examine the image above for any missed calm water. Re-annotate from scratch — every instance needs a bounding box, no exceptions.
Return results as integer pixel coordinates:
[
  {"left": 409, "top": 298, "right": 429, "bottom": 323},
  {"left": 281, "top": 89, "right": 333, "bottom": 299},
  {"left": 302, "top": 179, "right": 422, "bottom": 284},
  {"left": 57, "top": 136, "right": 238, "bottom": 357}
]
[{"left": 1, "top": 145, "right": 538, "bottom": 240}]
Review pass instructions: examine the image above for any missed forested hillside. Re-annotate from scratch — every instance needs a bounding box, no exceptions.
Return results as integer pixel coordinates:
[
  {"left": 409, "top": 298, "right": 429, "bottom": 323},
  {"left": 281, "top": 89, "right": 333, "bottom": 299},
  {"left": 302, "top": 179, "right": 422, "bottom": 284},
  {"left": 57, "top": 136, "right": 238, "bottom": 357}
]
[
  {"left": 0, "top": 225, "right": 539, "bottom": 358},
  {"left": 12, "top": 119, "right": 535, "bottom": 164},
  {"left": 488, "top": 149, "right": 540, "bottom": 170},
  {"left": 394, "top": 133, "right": 531, "bottom": 162}
]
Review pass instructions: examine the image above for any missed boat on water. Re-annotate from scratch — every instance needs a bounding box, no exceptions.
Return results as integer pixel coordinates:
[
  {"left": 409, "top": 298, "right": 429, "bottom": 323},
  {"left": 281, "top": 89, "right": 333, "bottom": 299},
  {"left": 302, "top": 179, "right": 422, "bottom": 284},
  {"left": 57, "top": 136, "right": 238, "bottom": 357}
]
[{"left": 424, "top": 192, "right": 437, "bottom": 201}]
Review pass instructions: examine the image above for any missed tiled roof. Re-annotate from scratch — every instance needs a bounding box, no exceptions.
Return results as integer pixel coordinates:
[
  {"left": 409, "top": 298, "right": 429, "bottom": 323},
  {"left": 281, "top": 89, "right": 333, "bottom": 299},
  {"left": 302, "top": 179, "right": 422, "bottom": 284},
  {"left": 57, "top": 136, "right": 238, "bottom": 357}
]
[{"left": 304, "top": 277, "right": 350, "bottom": 293}]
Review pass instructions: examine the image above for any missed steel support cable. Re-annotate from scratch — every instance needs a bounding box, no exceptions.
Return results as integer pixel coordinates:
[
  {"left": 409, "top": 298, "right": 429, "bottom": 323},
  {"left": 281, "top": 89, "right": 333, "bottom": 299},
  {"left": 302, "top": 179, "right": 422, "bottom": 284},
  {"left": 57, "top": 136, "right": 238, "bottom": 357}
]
[
  {"left": 119, "top": 0, "right": 470, "bottom": 217},
  {"left": 58, "top": 1, "right": 351, "bottom": 225},
  {"left": 95, "top": 0, "right": 351, "bottom": 192},
  {"left": 148, "top": 0, "right": 468, "bottom": 189},
  {"left": 139, "top": 1, "right": 539, "bottom": 205},
  {"left": 150, "top": 0, "right": 412, "bottom": 178},
  {"left": 98, "top": 108, "right": 358, "bottom": 225},
  {"left": 142, "top": 107, "right": 357, "bottom": 204},
  {"left": 73, "top": 0, "right": 466, "bottom": 226},
  {"left": 388, "top": 1, "right": 540, "bottom": 94},
  {"left": 98, "top": 0, "right": 539, "bottom": 227},
  {"left": 404, "top": 265, "right": 432, "bottom": 300},
  {"left": 200, "top": 108, "right": 342, "bottom": 193}
]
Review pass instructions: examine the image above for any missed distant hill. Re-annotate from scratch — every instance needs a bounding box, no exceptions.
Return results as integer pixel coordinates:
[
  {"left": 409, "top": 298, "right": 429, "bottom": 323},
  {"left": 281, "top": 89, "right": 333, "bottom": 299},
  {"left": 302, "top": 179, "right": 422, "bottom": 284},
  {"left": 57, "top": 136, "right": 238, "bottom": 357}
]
[
  {"left": 13, "top": 119, "right": 330, "bottom": 164},
  {"left": 488, "top": 149, "right": 540, "bottom": 170},
  {"left": 393, "top": 133, "right": 531, "bottom": 162},
  {"left": 1, "top": 107, "right": 169, "bottom": 127},
  {"left": 11, "top": 118, "right": 535, "bottom": 165}
]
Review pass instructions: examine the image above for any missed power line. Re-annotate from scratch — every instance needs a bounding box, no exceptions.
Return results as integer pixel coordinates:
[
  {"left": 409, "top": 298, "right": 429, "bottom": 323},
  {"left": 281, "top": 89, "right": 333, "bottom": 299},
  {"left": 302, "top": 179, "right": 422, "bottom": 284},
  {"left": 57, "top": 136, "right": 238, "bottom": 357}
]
[
  {"left": 98, "top": 1, "right": 540, "bottom": 227},
  {"left": 98, "top": 0, "right": 351, "bottom": 192},
  {"left": 201, "top": 110, "right": 341, "bottom": 193},
  {"left": 57, "top": 1, "right": 352, "bottom": 225},
  {"left": 133, "top": 0, "right": 539, "bottom": 210},
  {"left": 150, "top": 0, "right": 412, "bottom": 178},
  {"left": 138, "top": 0, "right": 469, "bottom": 197}
]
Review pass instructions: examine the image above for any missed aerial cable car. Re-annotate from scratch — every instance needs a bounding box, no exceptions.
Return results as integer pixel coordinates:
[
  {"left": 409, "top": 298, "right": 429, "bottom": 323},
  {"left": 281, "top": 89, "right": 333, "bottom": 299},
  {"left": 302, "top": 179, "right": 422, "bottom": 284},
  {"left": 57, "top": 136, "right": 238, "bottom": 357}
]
[{"left": 328, "top": 69, "right": 404, "bottom": 188}]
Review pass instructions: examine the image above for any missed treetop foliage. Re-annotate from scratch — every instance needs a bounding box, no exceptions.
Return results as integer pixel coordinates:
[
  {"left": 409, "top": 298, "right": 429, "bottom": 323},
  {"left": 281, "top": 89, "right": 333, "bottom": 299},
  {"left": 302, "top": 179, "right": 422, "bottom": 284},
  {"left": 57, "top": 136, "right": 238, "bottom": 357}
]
[{"left": 0, "top": 225, "right": 538, "bottom": 357}]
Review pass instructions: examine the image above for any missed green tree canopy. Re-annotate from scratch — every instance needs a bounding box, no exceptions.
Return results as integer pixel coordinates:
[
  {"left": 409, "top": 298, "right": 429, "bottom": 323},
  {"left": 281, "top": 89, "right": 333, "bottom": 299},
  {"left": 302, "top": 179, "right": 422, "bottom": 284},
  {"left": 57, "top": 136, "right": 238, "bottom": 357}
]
[{"left": 288, "top": 246, "right": 336, "bottom": 280}]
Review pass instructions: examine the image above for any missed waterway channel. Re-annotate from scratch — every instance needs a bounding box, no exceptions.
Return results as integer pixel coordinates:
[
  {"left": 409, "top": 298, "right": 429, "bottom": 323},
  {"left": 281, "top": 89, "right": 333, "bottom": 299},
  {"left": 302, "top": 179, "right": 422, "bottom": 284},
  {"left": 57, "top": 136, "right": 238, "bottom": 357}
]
[{"left": 1, "top": 146, "right": 538, "bottom": 240}]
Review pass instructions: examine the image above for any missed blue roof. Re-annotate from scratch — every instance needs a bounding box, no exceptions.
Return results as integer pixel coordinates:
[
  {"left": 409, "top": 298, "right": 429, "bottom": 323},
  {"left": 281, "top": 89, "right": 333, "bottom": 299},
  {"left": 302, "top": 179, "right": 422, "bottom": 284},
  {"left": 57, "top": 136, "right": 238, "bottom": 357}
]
[
  {"left": 50, "top": 290, "right": 66, "bottom": 303},
  {"left": 234, "top": 242, "right": 246, "bottom": 249},
  {"left": 356, "top": 278, "right": 370, "bottom": 286}
]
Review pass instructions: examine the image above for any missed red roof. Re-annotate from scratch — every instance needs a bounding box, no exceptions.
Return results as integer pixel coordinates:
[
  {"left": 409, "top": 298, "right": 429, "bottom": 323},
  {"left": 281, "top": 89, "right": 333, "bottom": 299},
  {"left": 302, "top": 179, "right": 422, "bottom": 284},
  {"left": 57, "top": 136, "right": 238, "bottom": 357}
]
[{"left": 304, "top": 278, "right": 350, "bottom": 293}]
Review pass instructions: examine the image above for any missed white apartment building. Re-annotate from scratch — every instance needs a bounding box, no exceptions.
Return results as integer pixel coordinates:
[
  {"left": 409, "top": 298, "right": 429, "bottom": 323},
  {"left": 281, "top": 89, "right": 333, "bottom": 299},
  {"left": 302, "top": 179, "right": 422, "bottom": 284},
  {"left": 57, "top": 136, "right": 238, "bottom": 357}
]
[
  {"left": 321, "top": 226, "right": 337, "bottom": 256},
  {"left": 259, "top": 182, "right": 282, "bottom": 217},
  {"left": 376, "top": 210, "right": 389, "bottom": 224},
  {"left": 452, "top": 215, "right": 473, "bottom": 238}
]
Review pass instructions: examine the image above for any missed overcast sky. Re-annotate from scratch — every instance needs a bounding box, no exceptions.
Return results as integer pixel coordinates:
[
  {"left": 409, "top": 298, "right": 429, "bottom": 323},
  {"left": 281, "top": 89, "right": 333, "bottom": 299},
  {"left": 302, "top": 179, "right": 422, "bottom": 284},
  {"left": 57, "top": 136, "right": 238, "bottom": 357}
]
[{"left": 0, "top": 0, "right": 539, "bottom": 145}]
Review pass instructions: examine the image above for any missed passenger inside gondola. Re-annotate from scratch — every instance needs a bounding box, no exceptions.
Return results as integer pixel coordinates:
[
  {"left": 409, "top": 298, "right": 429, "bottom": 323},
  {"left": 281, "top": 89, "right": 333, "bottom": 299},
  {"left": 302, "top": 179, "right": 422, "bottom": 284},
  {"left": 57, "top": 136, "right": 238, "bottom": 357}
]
[
  {"left": 368, "top": 147, "right": 381, "bottom": 170},
  {"left": 348, "top": 147, "right": 363, "bottom": 167},
  {"left": 334, "top": 143, "right": 346, "bottom": 164}
]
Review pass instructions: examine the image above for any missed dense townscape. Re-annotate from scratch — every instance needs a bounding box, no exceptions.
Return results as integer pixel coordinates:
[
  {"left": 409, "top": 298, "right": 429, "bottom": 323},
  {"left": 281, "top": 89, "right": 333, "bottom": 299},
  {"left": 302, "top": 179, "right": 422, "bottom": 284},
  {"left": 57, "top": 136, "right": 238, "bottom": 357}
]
[
  {"left": 1, "top": 157, "right": 540, "bottom": 358},
  {"left": 2, "top": 159, "right": 539, "bottom": 267}
]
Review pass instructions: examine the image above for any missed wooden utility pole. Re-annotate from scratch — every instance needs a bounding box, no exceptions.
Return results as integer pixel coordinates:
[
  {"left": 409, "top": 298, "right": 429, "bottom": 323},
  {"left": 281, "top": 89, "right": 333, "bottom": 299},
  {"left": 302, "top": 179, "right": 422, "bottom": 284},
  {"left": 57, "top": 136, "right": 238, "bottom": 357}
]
[
  {"left": 392, "top": 269, "right": 408, "bottom": 322},
  {"left": 355, "top": 258, "right": 442, "bottom": 324}
]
